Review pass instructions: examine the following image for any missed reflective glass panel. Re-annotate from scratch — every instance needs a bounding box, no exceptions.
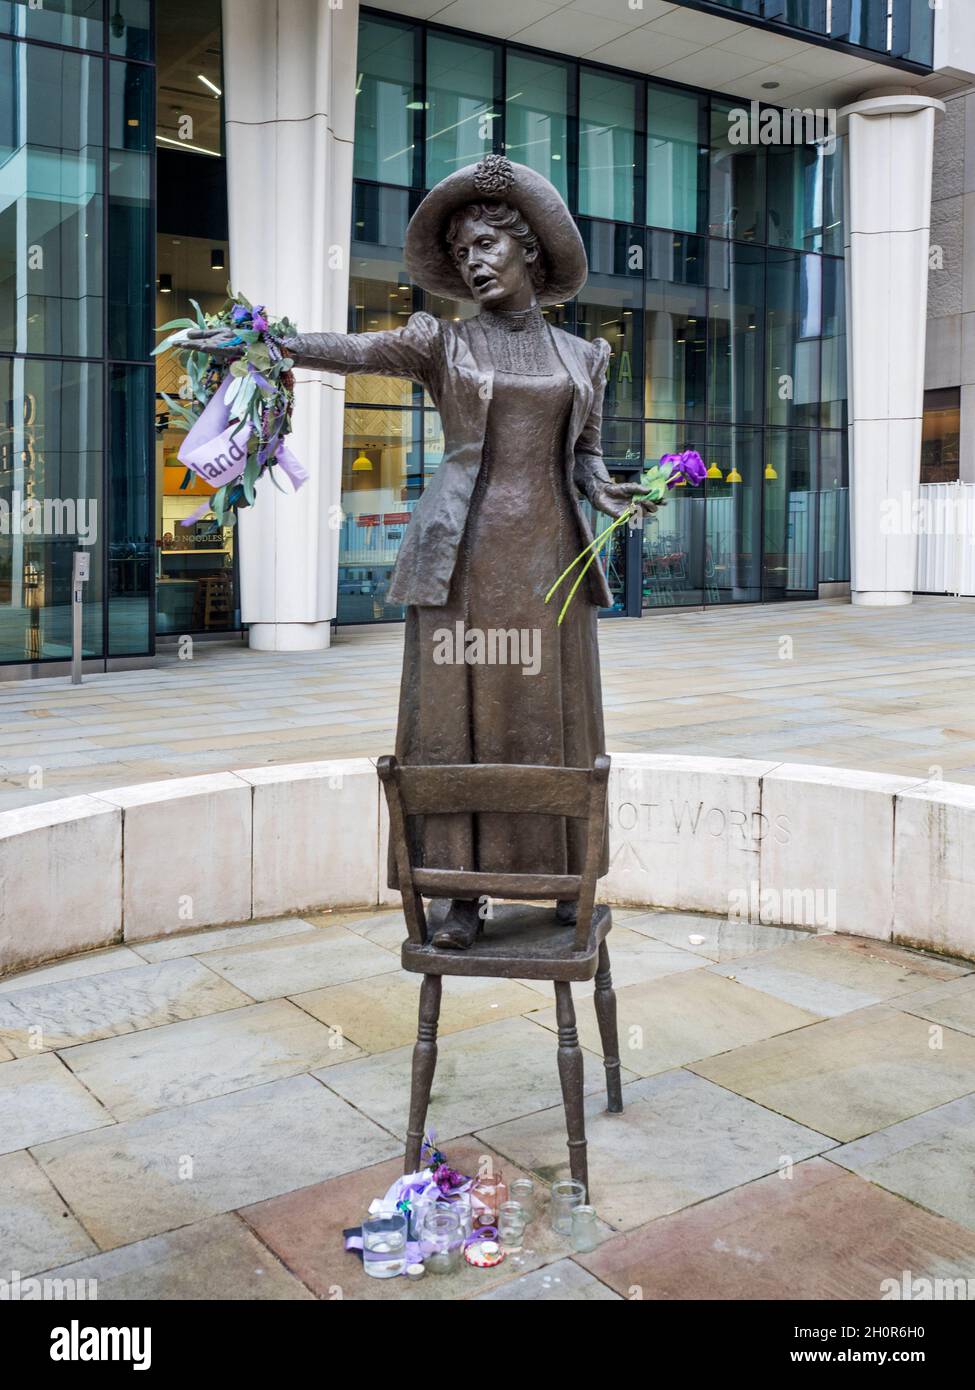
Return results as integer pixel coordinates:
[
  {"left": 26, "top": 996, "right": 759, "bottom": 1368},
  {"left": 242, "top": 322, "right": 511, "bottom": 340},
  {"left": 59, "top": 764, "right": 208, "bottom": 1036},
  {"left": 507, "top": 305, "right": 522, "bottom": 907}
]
[
  {"left": 642, "top": 421, "right": 706, "bottom": 609},
  {"left": 766, "top": 249, "right": 821, "bottom": 429},
  {"left": 109, "top": 365, "right": 152, "bottom": 654},
  {"left": 709, "top": 99, "right": 765, "bottom": 243},
  {"left": 354, "top": 14, "right": 421, "bottom": 188},
  {"left": 763, "top": 429, "right": 817, "bottom": 596},
  {"left": 821, "top": 256, "right": 846, "bottom": 429},
  {"left": 705, "top": 425, "right": 762, "bottom": 603},
  {"left": 708, "top": 240, "right": 764, "bottom": 426},
  {"left": 646, "top": 84, "right": 705, "bottom": 235},
  {"left": 505, "top": 50, "right": 569, "bottom": 200},
  {"left": 109, "top": 60, "right": 153, "bottom": 361},
  {"left": 578, "top": 68, "right": 638, "bottom": 224},
  {"left": 426, "top": 32, "right": 499, "bottom": 189},
  {"left": 645, "top": 232, "right": 706, "bottom": 423},
  {"left": 819, "top": 430, "right": 850, "bottom": 582},
  {"left": 0, "top": 40, "right": 103, "bottom": 357},
  {"left": 0, "top": 0, "right": 102, "bottom": 49}
]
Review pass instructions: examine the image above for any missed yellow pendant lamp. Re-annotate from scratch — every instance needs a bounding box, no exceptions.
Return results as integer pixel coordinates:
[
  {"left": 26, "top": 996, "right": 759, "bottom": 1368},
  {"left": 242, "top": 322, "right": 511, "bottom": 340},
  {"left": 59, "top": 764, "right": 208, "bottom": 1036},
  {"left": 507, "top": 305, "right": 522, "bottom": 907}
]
[
  {"left": 351, "top": 451, "right": 373, "bottom": 472},
  {"left": 706, "top": 460, "right": 723, "bottom": 480},
  {"left": 764, "top": 462, "right": 778, "bottom": 480},
  {"left": 726, "top": 464, "right": 743, "bottom": 484}
]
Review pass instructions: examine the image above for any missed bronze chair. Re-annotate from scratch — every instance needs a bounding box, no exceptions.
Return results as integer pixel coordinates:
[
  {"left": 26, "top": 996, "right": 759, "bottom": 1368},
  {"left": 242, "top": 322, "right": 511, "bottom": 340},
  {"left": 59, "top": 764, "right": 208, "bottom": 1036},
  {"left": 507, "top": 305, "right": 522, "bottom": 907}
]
[{"left": 377, "top": 753, "right": 622, "bottom": 1198}]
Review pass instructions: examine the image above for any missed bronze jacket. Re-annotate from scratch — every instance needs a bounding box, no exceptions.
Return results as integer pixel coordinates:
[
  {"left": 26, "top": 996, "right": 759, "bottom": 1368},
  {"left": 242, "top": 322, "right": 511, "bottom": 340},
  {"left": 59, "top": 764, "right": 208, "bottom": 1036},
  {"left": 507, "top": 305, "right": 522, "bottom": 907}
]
[{"left": 284, "top": 311, "right": 615, "bottom": 610}]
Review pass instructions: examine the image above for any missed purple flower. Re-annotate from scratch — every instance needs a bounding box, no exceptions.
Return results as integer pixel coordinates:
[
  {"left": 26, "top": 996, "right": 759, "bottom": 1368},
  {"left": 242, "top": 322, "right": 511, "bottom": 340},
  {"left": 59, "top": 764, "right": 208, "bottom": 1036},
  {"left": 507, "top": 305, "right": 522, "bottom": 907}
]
[
  {"left": 252, "top": 312, "right": 269, "bottom": 333},
  {"left": 432, "top": 1161, "right": 468, "bottom": 1194},
  {"left": 662, "top": 449, "right": 706, "bottom": 488}
]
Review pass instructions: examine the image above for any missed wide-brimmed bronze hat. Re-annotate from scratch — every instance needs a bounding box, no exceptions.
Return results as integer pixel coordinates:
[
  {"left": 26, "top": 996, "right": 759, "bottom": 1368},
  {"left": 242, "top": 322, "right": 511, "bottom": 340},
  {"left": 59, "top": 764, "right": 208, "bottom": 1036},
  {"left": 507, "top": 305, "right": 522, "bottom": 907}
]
[{"left": 404, "top": 154, "right": 588, "bottom": 307}]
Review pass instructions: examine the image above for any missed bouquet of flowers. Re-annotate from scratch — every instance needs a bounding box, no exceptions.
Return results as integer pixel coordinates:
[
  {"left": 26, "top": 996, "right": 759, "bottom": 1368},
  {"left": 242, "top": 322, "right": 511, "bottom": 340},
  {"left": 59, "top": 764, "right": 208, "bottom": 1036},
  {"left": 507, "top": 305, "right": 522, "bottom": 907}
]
[
  {"left": 153, "top": 291, "right": 307, "bottom": 527},
  {"left": 546, "top": 450, "right": 707, "bottom": 624}
]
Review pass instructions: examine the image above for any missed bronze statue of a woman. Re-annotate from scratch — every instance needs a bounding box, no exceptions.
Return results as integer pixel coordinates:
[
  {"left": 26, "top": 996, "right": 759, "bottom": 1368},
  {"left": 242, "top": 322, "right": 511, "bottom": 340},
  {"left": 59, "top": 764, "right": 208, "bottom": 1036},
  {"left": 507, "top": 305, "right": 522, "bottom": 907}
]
[{"left": 184, "top": 155, "right": 652, "bottom": 949}]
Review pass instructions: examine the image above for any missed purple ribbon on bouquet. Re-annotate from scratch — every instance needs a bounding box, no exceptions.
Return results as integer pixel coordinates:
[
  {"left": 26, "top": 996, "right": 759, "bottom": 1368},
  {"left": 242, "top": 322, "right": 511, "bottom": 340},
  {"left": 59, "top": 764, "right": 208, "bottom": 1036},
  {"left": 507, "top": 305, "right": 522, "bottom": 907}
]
[{"left": 176, "top": 370, "right": 308, "bottom": 526}]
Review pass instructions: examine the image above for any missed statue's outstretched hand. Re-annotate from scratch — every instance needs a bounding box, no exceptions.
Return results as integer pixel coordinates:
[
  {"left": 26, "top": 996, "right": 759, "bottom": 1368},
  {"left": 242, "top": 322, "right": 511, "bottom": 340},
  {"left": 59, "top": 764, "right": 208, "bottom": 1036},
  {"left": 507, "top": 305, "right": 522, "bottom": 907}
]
[
  {"left": 589, "top": 481, "right": 660, "bottom": 522},
  {"left": 173, "top": 327, "right": 243, "bottom": 360}
]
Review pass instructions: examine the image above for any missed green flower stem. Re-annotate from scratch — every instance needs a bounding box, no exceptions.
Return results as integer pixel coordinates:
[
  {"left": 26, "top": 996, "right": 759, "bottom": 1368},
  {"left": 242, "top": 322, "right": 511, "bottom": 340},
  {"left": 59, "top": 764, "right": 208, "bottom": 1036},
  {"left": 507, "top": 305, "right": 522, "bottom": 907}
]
[{"left": 550, "top": 506, "right": 635, "bottom": 624}]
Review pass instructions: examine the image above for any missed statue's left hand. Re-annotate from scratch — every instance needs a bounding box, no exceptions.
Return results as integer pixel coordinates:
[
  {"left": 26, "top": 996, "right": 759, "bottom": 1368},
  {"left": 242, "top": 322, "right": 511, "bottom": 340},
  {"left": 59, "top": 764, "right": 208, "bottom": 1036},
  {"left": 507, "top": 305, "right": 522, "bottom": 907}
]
[{"left": 589, "top": 481, "right": 660, "bottom": 523}]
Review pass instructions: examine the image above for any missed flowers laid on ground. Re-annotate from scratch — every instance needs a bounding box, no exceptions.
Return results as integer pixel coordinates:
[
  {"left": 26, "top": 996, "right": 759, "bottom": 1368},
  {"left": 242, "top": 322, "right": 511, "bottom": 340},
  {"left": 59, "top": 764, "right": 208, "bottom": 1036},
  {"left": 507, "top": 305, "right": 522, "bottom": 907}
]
[
  {"left": 546, "top": 449, "right": 708, "bottom": 624},
  {"left": 153, "top": 291, "right": 306, "bottom": 527}
]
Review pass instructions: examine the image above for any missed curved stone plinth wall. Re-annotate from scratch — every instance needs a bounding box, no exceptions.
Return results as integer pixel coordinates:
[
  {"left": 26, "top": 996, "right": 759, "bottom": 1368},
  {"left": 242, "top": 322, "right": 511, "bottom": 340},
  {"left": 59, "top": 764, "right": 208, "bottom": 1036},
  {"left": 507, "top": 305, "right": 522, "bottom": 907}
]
[{"left": 1, "top": 754, "right": 972, "bottom": 979}]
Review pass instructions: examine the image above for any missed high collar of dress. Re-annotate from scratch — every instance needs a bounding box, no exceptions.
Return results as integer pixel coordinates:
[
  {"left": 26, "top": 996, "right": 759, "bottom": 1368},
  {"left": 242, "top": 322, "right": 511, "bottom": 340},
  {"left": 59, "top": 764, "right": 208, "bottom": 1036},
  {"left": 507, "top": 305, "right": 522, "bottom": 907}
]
[{"left": 478, "top": 304, "right": 546, "bottom": 334}]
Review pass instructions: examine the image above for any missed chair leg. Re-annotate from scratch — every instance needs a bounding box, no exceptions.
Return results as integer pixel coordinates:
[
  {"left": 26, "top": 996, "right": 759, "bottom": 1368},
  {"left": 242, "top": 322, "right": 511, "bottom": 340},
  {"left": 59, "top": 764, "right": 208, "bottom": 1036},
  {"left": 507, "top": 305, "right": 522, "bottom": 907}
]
[
  {"left": 554, "top": 981, "right": 589, "bottom": 1196},
  {"left": 594, "top": 940, "right": 624, "bottom": 1114},
  {"left": 405, "top": 974, "right": 442, "bottom": 1173}
]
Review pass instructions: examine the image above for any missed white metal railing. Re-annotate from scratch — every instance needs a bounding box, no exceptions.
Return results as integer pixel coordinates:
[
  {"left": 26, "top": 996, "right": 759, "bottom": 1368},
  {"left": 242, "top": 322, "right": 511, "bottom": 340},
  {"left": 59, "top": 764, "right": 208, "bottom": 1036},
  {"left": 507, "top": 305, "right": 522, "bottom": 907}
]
[{"left": 915, "top": 482, "right": 975, "bottom": 597}]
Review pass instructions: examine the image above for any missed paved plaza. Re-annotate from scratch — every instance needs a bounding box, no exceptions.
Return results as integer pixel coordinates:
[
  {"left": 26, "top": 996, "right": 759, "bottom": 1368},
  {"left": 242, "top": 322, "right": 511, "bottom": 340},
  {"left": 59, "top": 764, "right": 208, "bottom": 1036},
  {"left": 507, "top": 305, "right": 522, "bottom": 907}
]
[
  {"left": 2, "top": 905, "right": 974, "bottom": 1299},
  {"left": 2, "top": 596, "right": 975, "bottom": 813}
]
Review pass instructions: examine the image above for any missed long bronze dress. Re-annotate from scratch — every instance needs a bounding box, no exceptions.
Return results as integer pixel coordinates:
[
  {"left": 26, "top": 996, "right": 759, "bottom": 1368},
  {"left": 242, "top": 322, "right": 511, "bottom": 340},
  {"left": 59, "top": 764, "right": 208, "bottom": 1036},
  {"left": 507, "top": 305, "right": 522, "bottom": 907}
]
[{"left": 393, "top": 305, "right": 608, "bottom": 882}]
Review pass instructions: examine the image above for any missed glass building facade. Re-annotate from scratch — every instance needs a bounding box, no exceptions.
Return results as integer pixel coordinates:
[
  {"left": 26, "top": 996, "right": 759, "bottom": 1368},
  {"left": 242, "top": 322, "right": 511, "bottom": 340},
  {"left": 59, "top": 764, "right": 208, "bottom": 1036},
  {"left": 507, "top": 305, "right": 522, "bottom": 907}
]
[
  {"left": 340, "top": 8, "right": 850, "bottom": 622},
  {"left": 0, "top": 0, "right": 154, "bottom": 671}
]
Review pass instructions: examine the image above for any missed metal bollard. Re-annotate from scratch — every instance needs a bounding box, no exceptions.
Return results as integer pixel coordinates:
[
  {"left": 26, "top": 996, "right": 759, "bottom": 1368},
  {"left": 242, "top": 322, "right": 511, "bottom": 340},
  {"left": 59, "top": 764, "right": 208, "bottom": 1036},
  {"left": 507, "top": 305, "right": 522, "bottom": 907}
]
[{"left": 70, "top": 550, "right": 91, "bottom": 685}]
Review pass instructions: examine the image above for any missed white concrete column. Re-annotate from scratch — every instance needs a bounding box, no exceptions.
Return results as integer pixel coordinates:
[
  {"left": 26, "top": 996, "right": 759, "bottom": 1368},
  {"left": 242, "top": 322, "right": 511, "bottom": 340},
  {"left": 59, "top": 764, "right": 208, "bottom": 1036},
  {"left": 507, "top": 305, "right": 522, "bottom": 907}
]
[
  {"left": 221, "top": 0, "right": 359, "bottom": 651},
  {"left": 840, "top": 92, "right": 944, "bottom": 607}
]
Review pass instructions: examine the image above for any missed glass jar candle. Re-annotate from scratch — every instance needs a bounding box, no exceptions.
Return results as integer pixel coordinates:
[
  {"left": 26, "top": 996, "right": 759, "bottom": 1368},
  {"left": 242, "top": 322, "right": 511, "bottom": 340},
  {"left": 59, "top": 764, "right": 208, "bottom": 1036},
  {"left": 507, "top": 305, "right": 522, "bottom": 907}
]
[
  {"left": 509, "top": 1177, "right": 536, "bottom": 1220},
  {"left": 361, "top": 1211, "right": 408, "bottom": 1279},
  {"left": 570, "top": 1204, "right": 600, "bottom": 1252},
  {"left": 422, "top": 1207, "right": 463, "bottom": 1275},
  {"left": 439, "top": 1192, "right": 473, "bottom": 1240},
  {"left": 471, "top": 1175, "right": 507, "bottom": 1227},
  {"left": 498, "top": 1200, "right": 528, "bottom": 1248},
  {"left": 549, "top": 1179, "right": 586, "bottom": 1235}
]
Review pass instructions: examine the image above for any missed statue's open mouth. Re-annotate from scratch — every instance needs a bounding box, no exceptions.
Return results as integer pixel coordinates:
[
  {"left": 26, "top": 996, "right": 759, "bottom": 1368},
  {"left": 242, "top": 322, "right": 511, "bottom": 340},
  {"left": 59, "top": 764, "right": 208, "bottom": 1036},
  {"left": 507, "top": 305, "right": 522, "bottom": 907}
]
[{"left": 471, "top": 273, "right": 495, "bottom": 291}]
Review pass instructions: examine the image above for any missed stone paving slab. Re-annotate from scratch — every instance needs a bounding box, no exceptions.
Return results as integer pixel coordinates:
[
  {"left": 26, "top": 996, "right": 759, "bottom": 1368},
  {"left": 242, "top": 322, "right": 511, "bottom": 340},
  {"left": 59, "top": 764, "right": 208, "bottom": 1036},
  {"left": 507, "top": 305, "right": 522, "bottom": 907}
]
[
  {"left": 31, "top": 1073, "right": 401, "bottom": 1250},
  {"left": 39, "top": 1214, "right": 314, "bottom": 1300},
  {"left": 292, "top": 973, "right": 542, "bottom": 1054},
  {"left": 132, "top": 918, "right": 325, "bottom": 963},
  {"left": 528, "top": 970, "right": 821, "bottom": 1077},
  {"left": 576, "top": 1157, "right": 975, "bottom": 1300},
  {"left": 60, "top": 1000, "right": 364, "bottom": 1121},
  {"left": 516, "top": 925, "right": 706, "bottom": 1000},
  {"left": 239, "top": 1137, "right": 609, "bottom": 1301},
  {"left": 709, "top": 934, "right": 971, "bottom": 1018},
  {"left": 0, "top": 1054, "right": 112, "bottom": 1154},
  {"left": 319, "top": 1016, "right": 631, "bottom": 1142},
  {"left": 895, "top": 975, "right": 975, "bottom": 1037},
  {"left": 831, "top": 1093, "right": 975, "bottom": 1232},
  {"left": 477, "top": 1069, "right": 835, "bottom": 1231},
  {"left": 475, "top": 1258, "right": 620, "bottom": 1301},
  {"left": 0, "top": 958, "right": 252, "bottom": 1056},
  {"left": 0, "top": 1149, "right": 98, "bottom": 1276},
  {"left": 622, "top": 910, "right": 813, "bottom": 961},
  {"left": 199, "top": 926, "right": 399, "bottom": 1001},
  {"left": 688, "top": 1004, "right": 975, "bottom": 1142},
  {"left": 0, "top": 947, "right": 145, "bottom": 995}
]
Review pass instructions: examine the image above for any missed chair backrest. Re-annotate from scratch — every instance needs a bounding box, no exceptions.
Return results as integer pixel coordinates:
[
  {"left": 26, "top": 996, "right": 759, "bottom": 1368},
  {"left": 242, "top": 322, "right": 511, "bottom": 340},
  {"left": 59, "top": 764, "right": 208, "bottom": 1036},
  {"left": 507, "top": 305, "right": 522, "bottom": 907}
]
[{"left": 377, "top": 755, "right": 610, "bottom": 953}]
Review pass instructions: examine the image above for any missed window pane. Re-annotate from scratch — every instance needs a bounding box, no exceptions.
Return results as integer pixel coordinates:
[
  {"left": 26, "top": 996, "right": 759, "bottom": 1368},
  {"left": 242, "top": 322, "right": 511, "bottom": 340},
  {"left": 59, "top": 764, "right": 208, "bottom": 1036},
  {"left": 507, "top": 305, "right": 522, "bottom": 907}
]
[
  {"left": 819, "top": 431, "right": 850, "bottom": 582},
  {"left": 645, "top": 231, "right": 707, "bottom": 422},
  {"left": 647, "top": 84, "right": 705, "bottom": 234},
  {"left": 766, "top": 249, "right": 821, "bottom": 428},
  {"left": 709, "top": 99, "right": 765, "bottom": 243},
  {"left": 767, "top": 139, "right": 824, "bottom": 251},
  {"left": 338, "top": 406, "right": 421, "bottom": 623},
  {"left": 353, "top": 15, "right": 421, "bottom": 188},
  {"left": 578, "top": 68, "right": 638, "bottom": 223},
  {"left": 705, "top": 425, "right": 762, "bottom": 603},
  {"left": 505, "top": 50, "right": 569, "bottom": 200},
  {"left": 426, "top": 32, "right": 499, "bottom": 189},
  {"left": 821, "top": 256, "right": 847, "bottom": 429},
  {"left": 0, "top": 0, "right": 102, "bottom": 49},
  {"left": 576, "top": 221, "right": 643, "bottom": 419},
  {"left": 822, "top": 135, "right": 844, "bottom": 256},
  {"left": 109, "top": 365, "right": 151, "bottom": 654},
  {"left": 642, "top": 421, "right": 706, "bottom": 609},
  {"left": 0, "top": 41, "right": 103, "bottom": 357},
  {"left": 109, "top": 0, "right": 152, "bottom": 60},
  {"left": 783, "top": 0, "right": 827, "bottom": 33},
  {"left": 764, "top": 429, "right": 817, "bottom": 597},
  {"left": 346, "top": 253, "right": 418, "bottom": 408},
  {"left": 0, "top": 357, "right": 103, "bottom": 663},
  {"left": 921, "top": 388, "right": 961, "bottom": 484},
  {"left": 110, "top": 60, "right": 154, "bottom": 361},
  {"left": 708, "top": 240, "right": 764, "bottom": 425}
]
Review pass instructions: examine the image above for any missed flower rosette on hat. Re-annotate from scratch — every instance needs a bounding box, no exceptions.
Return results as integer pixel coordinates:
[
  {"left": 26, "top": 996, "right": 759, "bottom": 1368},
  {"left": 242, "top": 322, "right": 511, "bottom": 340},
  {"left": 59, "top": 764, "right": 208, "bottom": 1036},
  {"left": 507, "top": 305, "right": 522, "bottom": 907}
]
[
  {"left": 545, "top": 450, "right": 707, "bottom": 625},
  {"left": 153, "top": 291, "right": 307, "bottom": 528}
]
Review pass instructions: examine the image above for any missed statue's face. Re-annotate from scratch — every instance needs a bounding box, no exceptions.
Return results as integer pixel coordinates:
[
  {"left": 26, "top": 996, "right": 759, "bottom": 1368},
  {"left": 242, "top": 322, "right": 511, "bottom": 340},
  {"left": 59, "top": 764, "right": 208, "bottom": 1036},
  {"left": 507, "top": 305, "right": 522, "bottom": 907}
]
[{"left": 449, "top": 214, "right": 537, "bottom": 309}]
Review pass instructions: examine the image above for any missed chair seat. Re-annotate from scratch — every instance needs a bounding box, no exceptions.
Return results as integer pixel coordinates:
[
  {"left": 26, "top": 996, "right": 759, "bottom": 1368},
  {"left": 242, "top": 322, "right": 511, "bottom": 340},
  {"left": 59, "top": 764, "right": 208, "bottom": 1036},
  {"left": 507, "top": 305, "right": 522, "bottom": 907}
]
[{"left": 401, "top": 903, "right": 613, "bottom": 982}]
